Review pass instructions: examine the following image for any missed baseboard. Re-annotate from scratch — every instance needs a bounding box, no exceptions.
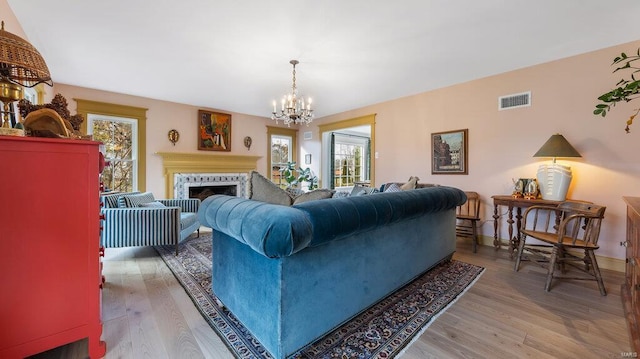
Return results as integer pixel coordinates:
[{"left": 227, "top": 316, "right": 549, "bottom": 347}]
[{"left": 476, "top": 235, "right": 625, "bottom": 273}]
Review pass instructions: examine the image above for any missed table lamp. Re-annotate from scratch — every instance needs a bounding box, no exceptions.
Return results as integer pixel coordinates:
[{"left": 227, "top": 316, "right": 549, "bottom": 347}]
[
  {"left": 533, "top": 133, "right": 581, "bottom": 201},
  {"left": 0, "top": 21, "right": 53, "bottom": 136}
]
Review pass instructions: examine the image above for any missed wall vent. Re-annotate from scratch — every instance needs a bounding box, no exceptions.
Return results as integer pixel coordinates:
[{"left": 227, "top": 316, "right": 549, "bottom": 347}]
[{"left": 498, "top": 91, "right": 531, "bottom": 110}]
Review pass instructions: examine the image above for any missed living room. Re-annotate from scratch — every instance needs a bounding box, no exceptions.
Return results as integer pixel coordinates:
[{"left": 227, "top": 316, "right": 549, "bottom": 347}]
[{"left": 2, "top": 1, "right": 640, "bottom": 358}]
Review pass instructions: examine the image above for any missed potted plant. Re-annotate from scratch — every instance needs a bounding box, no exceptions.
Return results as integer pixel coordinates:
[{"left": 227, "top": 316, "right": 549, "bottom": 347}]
[
  {"left": 594, "top": 49, "right": 640, "bottom": 133},
  {"left": 279, "top": 161, "right": 318, "bottom": 190}
]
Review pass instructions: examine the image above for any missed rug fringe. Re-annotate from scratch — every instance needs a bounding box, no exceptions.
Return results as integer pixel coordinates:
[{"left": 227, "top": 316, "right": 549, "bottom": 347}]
[{"left": 395, "top": 267, "right": 485, "bottom": 358}]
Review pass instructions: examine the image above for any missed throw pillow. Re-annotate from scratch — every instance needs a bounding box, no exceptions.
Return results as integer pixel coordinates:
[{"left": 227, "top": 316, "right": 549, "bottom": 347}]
[
  {"left": 118, "top": 192, "right": 156, "bottom": 208},
  {"left": 249, "top": 171, "right": 293, "bottom": 206},
  {"left": 285, "top": 187, "right": 304, "bottom": 198},
  {"left": 400, "top": 176, "right": 420, "bottom": 191},
  {"left": 293, "top": 189, "right": 335, "bottom": 204},
  {"left": 332, "top": 190, "right": 351, "bottom": 198},
  {"left": 139, "top": 201, "right": 166, "bottom": 208},
  {"left": 384, "top": 183, "right": 402, "bottom": 193},
  {"left": 350, "top": 184, "right": 368, "bottom": 196}
]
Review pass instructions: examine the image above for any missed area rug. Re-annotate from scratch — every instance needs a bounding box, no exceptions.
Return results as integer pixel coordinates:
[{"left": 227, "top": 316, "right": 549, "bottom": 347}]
[{"left": 156, "top": 232, "right": 484, "bottom": 358}]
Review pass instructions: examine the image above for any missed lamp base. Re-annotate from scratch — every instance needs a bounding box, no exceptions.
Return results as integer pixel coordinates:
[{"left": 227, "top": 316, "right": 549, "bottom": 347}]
[
  {"left": 0, "top": 127, "right": 25, "bottom": 136},
  {"left": 537, "top": 163, "right": 572, "bottom": 201}
]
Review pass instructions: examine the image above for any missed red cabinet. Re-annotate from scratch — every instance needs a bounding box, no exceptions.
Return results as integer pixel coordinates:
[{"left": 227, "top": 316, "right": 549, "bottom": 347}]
[{"left": 0, "top": 136, "right": 106, "bottom": 358}]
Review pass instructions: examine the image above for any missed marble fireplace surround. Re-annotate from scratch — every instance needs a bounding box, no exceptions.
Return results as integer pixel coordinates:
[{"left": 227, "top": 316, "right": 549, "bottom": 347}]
[{"left": 156, "top": 152, "right": 261, "bottom": 199}]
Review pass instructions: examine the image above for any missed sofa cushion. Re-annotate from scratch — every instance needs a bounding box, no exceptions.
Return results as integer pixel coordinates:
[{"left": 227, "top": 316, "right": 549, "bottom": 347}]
[
  {"left": 249, "top": 171, "right": 293, "bottom": 206},
  {"left": 292, "top": 189, "right": 335, "bottom": 204},
  {"left": 118, "top": 192, "right": 156, "bottom": 208},
  {"left": 180, "top": 212, "right": 199, "bottom": 231}
]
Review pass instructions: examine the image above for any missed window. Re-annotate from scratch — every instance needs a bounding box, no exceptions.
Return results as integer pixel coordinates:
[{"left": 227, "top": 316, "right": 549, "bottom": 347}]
[
  {"left": 332, "top": 133, "right": 370, "bottom": 188},
  {"left": 267, "top": 126, "right": 297, "bottom": 188},
  {"left": 75, "top": 99, "right": 148, "bottom": 192},
  {"left": 319, "top": 114, "right": 375, "bottom": 190},
  {"left": 88, "top": 114, "right": 138, "bottom": 192}
]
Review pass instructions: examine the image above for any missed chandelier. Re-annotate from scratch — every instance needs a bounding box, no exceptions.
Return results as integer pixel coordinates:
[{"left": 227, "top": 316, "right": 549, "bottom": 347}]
[{"left": 271, "top": 60, "right": 313, "bottom": 126}]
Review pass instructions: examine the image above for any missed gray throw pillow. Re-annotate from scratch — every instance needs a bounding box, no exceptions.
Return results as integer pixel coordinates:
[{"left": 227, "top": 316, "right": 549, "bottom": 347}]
[
  {"left": 293, "top": 189, "right": 335, "bottom": 204},
  {"left": 249, "top": 171, "right": 293, "bottom": 206}
]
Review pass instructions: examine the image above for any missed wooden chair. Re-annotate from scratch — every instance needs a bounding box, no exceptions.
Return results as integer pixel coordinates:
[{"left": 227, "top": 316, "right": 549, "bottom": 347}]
[
  {"left": 456, "top": 191, "right": 481, "bottom": 253},
  {"left": 514, "top": 201, "right": 607, "bottom": 295}
]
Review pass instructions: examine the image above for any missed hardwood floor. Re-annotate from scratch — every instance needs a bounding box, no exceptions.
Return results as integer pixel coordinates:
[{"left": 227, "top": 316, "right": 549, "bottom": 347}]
[{"left": 33, "top": 233, "right": 632, "bottom": 359}]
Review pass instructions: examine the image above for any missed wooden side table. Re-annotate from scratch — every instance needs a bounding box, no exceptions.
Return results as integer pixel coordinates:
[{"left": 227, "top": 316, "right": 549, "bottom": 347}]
[{"left": 491, "top": 195, "right": 563, "bottom": 258}]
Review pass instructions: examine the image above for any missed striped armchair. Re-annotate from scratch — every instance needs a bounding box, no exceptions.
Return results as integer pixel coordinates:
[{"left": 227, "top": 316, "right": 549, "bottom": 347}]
[{"left": 100, "top": 192, "right": 200, "bottom": 254}]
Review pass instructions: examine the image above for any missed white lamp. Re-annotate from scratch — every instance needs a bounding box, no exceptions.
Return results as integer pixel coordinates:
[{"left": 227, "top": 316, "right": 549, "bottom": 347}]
[{"left": 533, "top": 134, "right": 581, "bottom": 201}]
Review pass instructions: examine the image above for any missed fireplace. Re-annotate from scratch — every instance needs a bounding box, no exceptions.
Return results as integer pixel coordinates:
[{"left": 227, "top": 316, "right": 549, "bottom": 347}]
[
  {"left": 157, "top": 152, "right": 260, "bottom": 199},
  {"left": 188, "top": 184, "right": 237, "bottom": 201},
  {"left": 174, "top": 173, "right": 248, "bottom": 200}
]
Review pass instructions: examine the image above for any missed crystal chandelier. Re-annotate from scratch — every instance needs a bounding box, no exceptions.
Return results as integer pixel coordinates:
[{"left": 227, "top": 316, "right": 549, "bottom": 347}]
[{"left": 271, "top": 60, "right": 313, "bottom": 126}]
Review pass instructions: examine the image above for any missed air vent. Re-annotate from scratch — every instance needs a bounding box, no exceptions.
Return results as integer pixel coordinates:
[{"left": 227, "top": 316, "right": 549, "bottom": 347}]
[{"left": 498, "top": 91, "right": 531, "bottom": 110}]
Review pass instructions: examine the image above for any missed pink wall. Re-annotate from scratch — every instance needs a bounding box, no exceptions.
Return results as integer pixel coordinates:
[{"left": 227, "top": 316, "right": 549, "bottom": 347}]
[
  {"left": 5, "top": 0, "right": 638, "bottom": 262},
  {"left": 313, "top": 40, "right": 640, "bottom": 261},
  {"left": 54, "top": 84, "right": 271, "bottom": 198}
]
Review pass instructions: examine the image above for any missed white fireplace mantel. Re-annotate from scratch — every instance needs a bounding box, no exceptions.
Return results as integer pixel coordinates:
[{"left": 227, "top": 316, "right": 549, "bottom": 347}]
[{"left": 156, "top": 152, "right": 261, "bottom": 198}]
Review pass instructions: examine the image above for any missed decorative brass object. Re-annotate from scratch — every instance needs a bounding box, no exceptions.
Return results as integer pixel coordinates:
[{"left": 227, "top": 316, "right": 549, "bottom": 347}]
[
  {"left": 243, "top": 136, "right": 252, "bottom": 151},
  {"left": 168, "top": 129, "right": 179, "bottom": 145}
]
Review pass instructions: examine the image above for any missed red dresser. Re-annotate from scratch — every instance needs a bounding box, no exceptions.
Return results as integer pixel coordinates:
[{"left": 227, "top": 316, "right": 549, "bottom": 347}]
[{"left": 0, "top": 136, "right": 106, "bottom": 358}]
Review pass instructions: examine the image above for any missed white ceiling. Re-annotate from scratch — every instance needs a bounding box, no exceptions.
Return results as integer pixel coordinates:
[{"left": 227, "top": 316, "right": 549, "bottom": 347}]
[{"left": 8, "top": 0, "right": 640, "bottom": 119}]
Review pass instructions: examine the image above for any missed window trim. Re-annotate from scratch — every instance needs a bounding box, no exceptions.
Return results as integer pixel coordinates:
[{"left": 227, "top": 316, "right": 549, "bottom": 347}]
[
  {"left": 318, "top": 114, "right": 376, "bottom": 188},
  {"left": 87, "top": 114, "right": 139, "bottom": 192},
  {"left": 76, "top": 99, "right": 148, "bottom": 191},
  {"left": 267, "top": 126, "right": 298, "bottom": 182}
]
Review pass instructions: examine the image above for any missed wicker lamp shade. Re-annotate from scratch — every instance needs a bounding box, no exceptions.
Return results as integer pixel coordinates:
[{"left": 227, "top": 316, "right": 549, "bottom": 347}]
[{"left": 0, "top": 21, "right": 52, "bottom": 87}]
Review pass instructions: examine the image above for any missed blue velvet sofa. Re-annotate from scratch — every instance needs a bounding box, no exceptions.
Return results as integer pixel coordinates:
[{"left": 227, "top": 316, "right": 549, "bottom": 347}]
[
  {"left": 198, "top": 186, "right": 466, "bottom": 358},
  {"left": 100, "top": 191, "right": 201, "bottom": 254}
]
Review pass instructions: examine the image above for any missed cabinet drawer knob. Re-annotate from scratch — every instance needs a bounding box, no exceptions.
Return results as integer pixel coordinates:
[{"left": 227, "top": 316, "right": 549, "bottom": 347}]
[{"left": 620, "top": 241, "right": 630, "bottom": 247}]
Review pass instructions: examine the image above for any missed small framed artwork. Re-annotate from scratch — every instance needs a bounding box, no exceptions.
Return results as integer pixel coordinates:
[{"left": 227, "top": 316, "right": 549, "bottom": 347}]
[
  {"left": 431, "top": 129, "right": 468, "bottom": 175},
  {"left": 198, "top": 110, "right": 231, "bottom": 151},
  {"left": 305, "top": 154, "right": 312, "bottom": 165}
]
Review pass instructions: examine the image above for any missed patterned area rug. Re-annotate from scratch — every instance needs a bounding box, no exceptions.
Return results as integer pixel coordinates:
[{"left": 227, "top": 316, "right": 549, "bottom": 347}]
[{"left": 156, "top": 232, "right": 484, "bottom": 358}]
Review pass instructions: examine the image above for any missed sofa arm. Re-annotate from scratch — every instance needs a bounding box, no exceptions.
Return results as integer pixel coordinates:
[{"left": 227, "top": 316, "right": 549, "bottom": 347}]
[
  {"left": 198, "top": 195, "right": 313, "bottom": 258},
  {"left": 158, "top": 198, "right": 200, "bottom": 213},
  {"left": 101, "top": 207, "right": 181, "bottom": 247}
]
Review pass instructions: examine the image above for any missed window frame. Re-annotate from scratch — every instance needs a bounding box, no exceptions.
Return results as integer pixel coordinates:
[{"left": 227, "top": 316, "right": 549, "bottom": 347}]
[{"left": 76, "top": 99, "right": 148, "bottom": 191}]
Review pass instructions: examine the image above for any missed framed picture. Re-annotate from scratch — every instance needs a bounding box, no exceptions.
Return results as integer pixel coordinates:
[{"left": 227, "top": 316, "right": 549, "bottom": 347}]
[
  {"left": 431, "top": 129, "right": 468, "bottom": 175},
  {"left": 198, "top": 110, "right": 231, "bottom": 151}
]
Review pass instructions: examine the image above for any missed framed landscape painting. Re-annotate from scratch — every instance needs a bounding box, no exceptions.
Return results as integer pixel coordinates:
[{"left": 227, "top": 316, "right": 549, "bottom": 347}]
[
  {"left": 431, "top": 129, "right": 468, "bottom": 175},
  {"left": 198, "top": 110, "right": 231, "bottom": 151}
]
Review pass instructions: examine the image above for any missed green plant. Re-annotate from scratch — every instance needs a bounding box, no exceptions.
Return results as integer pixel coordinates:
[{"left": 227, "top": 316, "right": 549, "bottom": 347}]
[
  {"left": 594, "top": 49, "right": 640, "bottom": 133},
  {"left": 297, "top": 166, "right": 318, "bottom": 190},
  {"left": 278, "top": 161, "right": 318, "bottom": 190}
]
